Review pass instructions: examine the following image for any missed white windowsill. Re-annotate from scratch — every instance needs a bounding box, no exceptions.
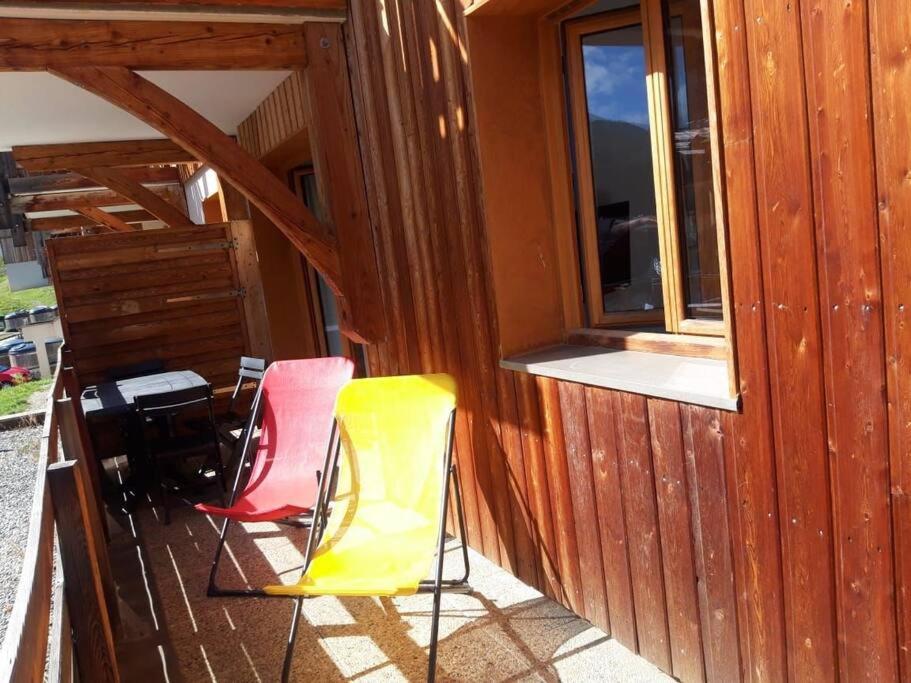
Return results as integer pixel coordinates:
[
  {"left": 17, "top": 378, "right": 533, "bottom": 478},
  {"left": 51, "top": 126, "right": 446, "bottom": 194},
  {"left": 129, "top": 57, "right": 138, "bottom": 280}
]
[{"left": 500, "top": 344, "right": 740, "bottom": 412}]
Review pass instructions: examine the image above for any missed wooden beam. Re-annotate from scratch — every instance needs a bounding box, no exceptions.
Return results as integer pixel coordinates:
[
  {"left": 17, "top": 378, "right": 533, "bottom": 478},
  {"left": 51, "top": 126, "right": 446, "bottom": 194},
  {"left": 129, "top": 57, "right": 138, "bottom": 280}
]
[
  {"left": 13, "top": 138, "right": 195, "bottom": 172},
  {"left": 46, "top": 460, "right": 119, "bottom": 683},
  {"left": 75, "top": 207, "right": 138, "bottom": 232},
  {"left": 30, "top": 209, "right": 151, "bottom": 232},
  {"left": 51, "top": 66, "right": 342, "bottom": 292},
  {"left": 75, "top": 166, "right": 190, "bottom": 226},
  {"left": 0, "top": 0, "right": 345, "bottom": 7},
  {"left": 8, "top": 166, "right": 178, "bottom": 195},
  {"left": 12, "top": 184, "right": 183, "bottom": 213},
  {"left": 0, "top": 18, "right": 309, "bottom": 71},
  {"left": 301, "top": 23, "right": 386, "bottom": 342}
]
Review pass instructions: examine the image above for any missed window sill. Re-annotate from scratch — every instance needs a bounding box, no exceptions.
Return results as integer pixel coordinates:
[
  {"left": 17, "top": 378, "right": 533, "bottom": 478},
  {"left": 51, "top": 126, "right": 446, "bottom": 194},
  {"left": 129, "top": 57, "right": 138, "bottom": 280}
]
[{"left": 500, "top": 344, "right": 740, "bottom": 411}]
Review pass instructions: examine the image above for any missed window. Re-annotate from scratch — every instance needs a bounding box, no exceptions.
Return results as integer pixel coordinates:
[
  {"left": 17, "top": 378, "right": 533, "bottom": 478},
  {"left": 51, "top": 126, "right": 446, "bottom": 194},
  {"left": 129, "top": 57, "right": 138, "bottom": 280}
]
[{"left": 564, "top": 0, "right": 727, "bottom": 336}]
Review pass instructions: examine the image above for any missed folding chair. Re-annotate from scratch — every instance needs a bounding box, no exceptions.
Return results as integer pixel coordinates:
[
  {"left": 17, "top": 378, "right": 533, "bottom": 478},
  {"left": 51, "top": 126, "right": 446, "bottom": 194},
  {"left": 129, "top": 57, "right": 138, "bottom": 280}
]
[
  {"left": 264, "top": 373, "right": 470, "bottom": 683},
  {"left": 135, "top": 383, "right": 225, "bottom": 526},
  {"left": 196, "top": 357, "right": 354, "bottom": 596},
  {"left": 214, "top": 356, "right": 266, "bottom": 465}
]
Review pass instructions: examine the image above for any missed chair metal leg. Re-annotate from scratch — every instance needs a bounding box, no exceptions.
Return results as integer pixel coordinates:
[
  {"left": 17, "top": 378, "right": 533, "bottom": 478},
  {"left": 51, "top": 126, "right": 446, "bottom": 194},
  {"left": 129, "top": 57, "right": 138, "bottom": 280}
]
[
  {"left": 427, "top": 413, "right": 456, "bottom": 683},
  {"left": 281, "top": 596, "right": 305, "bottom": 683},
  {"left": 280, "top": 423, "right": 341, "bottom": 679}
]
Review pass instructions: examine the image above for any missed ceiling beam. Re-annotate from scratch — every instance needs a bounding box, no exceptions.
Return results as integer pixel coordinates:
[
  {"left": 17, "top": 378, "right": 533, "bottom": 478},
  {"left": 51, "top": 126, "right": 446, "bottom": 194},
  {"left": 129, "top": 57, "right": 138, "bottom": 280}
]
[
  {"left": 0, "top": 18, "right": 310, "bottom": 70},
  {"left": 8, "top": 166, "right": 179, "bottom": 195},
  {"left": 51, "top": 66, "right": 342, "bottom": 294},
  {"left": 30, "top": 209, "right": 151, "bottom": 231},
  {"left": 13, "top": 139, "right": 195, "bottom": 172},
  {"left": 0, "top": 1, "right": 346, "bottom": 24},
  {"left": 12, "top": 184, "right": 182, "bottom": 212},
  {"left": 75, "top": 166, "right": 190, "bottom": 226},
  {"left": 75, "top": 207, "right": 137, "bottom": 232}
]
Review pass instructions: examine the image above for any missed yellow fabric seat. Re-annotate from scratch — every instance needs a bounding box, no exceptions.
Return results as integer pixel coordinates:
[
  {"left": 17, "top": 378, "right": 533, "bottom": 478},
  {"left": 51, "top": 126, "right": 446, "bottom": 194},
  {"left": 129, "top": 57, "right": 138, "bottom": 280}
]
[{"left": 263, "top": 373, "right": 457, "bottom": 598}]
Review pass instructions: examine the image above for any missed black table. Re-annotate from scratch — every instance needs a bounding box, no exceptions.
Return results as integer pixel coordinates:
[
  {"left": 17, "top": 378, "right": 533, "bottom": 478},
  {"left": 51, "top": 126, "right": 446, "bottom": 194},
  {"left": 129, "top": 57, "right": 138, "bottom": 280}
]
[
  {"left": 81, "top": 370, "right": 208, "bottom": 420},
  {"left": 80, "top": 369, "right": 211, "bottom": 513}
]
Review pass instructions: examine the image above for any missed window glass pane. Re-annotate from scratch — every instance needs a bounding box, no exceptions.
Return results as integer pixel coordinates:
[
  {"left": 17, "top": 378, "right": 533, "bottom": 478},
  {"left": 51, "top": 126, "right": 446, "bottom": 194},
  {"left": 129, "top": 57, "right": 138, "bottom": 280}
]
[
  {"left": 580, "top": 23, "right": 663, "bottom": 316},
  {"left": 665, "top": 0, "right": 722, "bottom": 320}
]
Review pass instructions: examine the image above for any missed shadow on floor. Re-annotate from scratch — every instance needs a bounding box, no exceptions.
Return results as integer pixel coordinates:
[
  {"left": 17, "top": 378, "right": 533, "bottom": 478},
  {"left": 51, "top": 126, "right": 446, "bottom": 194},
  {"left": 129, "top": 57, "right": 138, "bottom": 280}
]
[{"left": 105, "top": 471, "right": 670, "bottom": 683}]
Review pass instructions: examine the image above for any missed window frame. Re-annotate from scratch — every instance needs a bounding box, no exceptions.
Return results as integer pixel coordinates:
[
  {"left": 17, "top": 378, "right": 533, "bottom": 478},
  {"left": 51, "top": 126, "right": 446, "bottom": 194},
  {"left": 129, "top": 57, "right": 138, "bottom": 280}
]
[{"left": 562, "top": 0, "right": 732, "bottom": 338}]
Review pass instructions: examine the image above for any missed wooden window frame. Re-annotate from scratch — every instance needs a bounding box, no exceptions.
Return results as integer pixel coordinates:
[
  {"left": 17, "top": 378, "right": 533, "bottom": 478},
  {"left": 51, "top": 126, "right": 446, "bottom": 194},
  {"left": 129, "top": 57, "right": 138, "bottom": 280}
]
[{"left": 562, "top": 0, "right": 732, "bottom": 339}]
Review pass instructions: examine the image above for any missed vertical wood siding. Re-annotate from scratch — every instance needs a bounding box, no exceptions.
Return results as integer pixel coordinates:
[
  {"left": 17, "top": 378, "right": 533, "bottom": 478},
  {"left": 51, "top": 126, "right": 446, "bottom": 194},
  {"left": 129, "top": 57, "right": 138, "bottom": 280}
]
[{"left": 239, "top": 1, "right": 910, "bottom": 680}]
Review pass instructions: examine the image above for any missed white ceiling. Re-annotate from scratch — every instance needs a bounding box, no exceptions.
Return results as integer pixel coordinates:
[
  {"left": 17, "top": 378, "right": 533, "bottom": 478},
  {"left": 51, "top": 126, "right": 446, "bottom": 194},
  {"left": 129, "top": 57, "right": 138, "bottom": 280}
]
[{"left": 0, "top": 70, "right": 290, "bottom": 150}]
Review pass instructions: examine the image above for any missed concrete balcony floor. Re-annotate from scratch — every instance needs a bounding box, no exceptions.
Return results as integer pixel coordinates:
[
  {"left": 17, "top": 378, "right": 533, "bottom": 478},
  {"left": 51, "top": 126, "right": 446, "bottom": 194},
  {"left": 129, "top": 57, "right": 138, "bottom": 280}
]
[{"left": 107, "top": 472, "right": 672, "bottom": 682}]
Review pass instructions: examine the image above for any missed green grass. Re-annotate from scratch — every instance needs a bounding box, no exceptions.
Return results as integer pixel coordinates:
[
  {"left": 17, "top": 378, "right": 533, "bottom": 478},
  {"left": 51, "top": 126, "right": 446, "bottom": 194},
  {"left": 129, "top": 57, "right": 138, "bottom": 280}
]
[
  {"left": 0, "top": 377, "right": 53, "bottom": 416},
  {"left": 0, "top": 261, "right": 56, "bottom": 313}
]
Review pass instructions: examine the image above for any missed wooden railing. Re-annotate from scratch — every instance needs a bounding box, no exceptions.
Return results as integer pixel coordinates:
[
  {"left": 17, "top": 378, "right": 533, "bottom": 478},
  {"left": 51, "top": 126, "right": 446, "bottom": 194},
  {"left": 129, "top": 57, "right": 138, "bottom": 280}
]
[{"left": 0, "top": 347, "right": 119, "bottom": 683}]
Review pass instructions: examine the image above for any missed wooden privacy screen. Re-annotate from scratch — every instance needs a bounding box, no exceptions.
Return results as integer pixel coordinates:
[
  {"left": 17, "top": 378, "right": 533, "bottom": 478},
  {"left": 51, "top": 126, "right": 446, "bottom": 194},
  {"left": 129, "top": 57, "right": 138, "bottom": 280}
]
[{"left": 46, "top": 222, "right": 253, "bottom": 390}]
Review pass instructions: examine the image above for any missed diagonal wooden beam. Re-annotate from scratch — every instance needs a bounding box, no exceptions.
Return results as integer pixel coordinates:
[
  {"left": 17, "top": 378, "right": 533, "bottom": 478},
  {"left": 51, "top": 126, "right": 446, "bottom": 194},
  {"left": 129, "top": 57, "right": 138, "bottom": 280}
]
[
  {"left": 12, "top": 139, "right": 195, "bottom": 172},
  {"left": 51, "top": 65, "right": 342, "bottom": 292},
  {"left": 12, "top": 185, "right": 183, "bottom": 212},
  {"left": 30, "top": 209, "right": 151, "bottom": 232},
  {"left": 8, "top": 167, "right": 179, "bottom": 195},
  {"left": 75, "top": 207, "right": 138, "bottom": 232},
  {"left": 75, "top": 167, "right": 190, "bottom": 227},
  {"left": 0, "top": 18, "right": 309, "bottom": 71}
]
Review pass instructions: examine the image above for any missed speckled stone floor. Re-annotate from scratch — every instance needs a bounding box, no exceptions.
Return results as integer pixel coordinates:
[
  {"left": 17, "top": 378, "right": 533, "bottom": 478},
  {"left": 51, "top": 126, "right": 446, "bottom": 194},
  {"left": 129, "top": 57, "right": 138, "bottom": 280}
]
[{"left": 108, "top": 483, "right": 672, "bottom": 683}]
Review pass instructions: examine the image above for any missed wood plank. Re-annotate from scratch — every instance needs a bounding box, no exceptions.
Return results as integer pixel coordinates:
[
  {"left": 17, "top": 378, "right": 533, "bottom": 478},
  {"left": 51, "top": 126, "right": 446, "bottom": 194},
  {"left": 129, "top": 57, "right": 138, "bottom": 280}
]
[
  {"left": 585, "top": 386, "right": 637, "bottom": 651},
  {"left": 30, "top": 209, "right": 151, "bottom": 232},
  {"left": 799, "top": 0, "right": 899, "bottom": 678},
  {"left": 56, "top": 398, "right": 117, "bottom": 628},
  {"left": 50, "top": 67, "right": 343, "bottom": 297},
  {"left": 75, "top": 167, "right": 190, "bottom": 226},
  {"left": 494, "top": 369, "right": 539, "bottom": 587},
  {"left": 611, "top": 390, "right": 672, "bottom": 673},
  {"left": 742, "top": 0, "right": 839, "bottom": 676},
  {"left": 301, "top": 23, "right": 387, "bottom": 343},
  {"left": 681, "top": 406, "right": 742, "bottom": 683},
  {"left": 61, "top": 262, "right": 232, "bottom": 297},
  {"left": 75, "top": 207, "right": 138, "bottom": 232},
  {"left": 710, "top": 0, "right": 788, "bottom": 674},
  {"left": 46, "top": 460, "right": 118, "bottom": 683},
  {"left": 0, "top": 18, "right": 308, "bottom": 70},
  {"left": 8, "top": 166, "right": 178, "bottom": 194},
  {"left": 557, "top": 381, "right": 608, "bottom": 631},
  {"left": 13, "top": 184, "right": 183, "bottom": 213},
  {"left": 647, "top": 399, "right": 705, "bottom": 683},
  {"left": 515, "top": 372, "right": 561, "bottom": 599},
  {"left": 50, "top": 221, "right": 226, "bottom": 255},
  {"left": 536, "top": 376, "right": 584, "bottom": 615},
  {"left": 870, "top": 0, "right": 911, "bottom": 676},
  {"left": 13, "top": 138, "right": 195, "bottom": 172}
]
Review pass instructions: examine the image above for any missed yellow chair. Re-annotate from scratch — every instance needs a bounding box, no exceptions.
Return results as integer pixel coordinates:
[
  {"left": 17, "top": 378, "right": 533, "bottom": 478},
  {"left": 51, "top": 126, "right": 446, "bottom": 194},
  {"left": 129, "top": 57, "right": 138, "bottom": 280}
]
[{"left": 265, "top": 373, "right": 470, "bottom": 682}]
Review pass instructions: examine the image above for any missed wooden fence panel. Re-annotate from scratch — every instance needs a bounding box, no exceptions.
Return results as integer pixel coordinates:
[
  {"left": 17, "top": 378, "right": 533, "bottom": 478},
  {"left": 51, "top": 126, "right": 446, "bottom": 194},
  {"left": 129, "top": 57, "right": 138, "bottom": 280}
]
[{"left": 46, "top": 222, "right": 252, "bottom": 393}]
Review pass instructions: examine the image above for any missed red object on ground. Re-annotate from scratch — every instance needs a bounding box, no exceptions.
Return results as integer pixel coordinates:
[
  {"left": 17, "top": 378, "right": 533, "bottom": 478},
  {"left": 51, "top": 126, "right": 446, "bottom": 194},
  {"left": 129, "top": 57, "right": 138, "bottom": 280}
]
[
  {"left": 0, "top": 366, "right": 31, "bottom": 385},
  {"left": 195, "top": 357, "right": 354, "bottom": 522}
]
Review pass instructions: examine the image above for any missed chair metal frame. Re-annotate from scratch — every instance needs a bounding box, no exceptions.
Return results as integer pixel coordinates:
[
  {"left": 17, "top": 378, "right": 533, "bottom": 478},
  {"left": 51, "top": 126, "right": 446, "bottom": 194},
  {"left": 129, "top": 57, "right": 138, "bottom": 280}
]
[
  {"left": 135, "top": 383, "right": 225, "bottom": 526},
  {"left": 205, "top": 373, "right": 330, "bottom": 597},
  {"left": 280, "top": 409, "right": 470, "bottom": 683},
  {"left": 219, "top": 356, "right": 266, "bottom": 468}
]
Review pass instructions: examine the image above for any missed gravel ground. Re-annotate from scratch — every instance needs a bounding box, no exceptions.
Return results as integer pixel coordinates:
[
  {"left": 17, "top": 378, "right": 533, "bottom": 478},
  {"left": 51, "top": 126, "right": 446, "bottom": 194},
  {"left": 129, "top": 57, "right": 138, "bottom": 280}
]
[{"left": 0, "top": 424, "right": 42, "bottom": 643}]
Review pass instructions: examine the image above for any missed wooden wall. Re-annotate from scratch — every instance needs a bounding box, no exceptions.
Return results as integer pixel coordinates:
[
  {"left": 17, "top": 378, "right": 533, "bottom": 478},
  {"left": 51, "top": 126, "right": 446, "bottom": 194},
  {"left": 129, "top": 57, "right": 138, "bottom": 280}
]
[
  {"left": 236, "top": 72, "right": 309, "bottom": 161},
  {"left": 243, "top": 1, "right": 910, "bottom": 680},
  {"left": 46, "top": 223, "right": 252, "bottom": 390}
]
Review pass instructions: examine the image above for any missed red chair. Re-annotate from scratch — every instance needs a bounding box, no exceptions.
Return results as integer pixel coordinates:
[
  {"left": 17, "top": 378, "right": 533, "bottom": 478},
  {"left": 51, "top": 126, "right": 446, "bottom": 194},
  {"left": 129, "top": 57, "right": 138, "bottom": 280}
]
[{"left": 196, "top": 357, "right": 354, "bottom": 596}]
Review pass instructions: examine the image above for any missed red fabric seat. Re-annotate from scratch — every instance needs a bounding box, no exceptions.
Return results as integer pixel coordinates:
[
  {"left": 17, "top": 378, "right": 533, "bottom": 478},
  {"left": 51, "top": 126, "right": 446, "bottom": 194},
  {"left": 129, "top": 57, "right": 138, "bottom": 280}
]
[{"left": 195, "top": 357, "right": 354, "bottom": 523}]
